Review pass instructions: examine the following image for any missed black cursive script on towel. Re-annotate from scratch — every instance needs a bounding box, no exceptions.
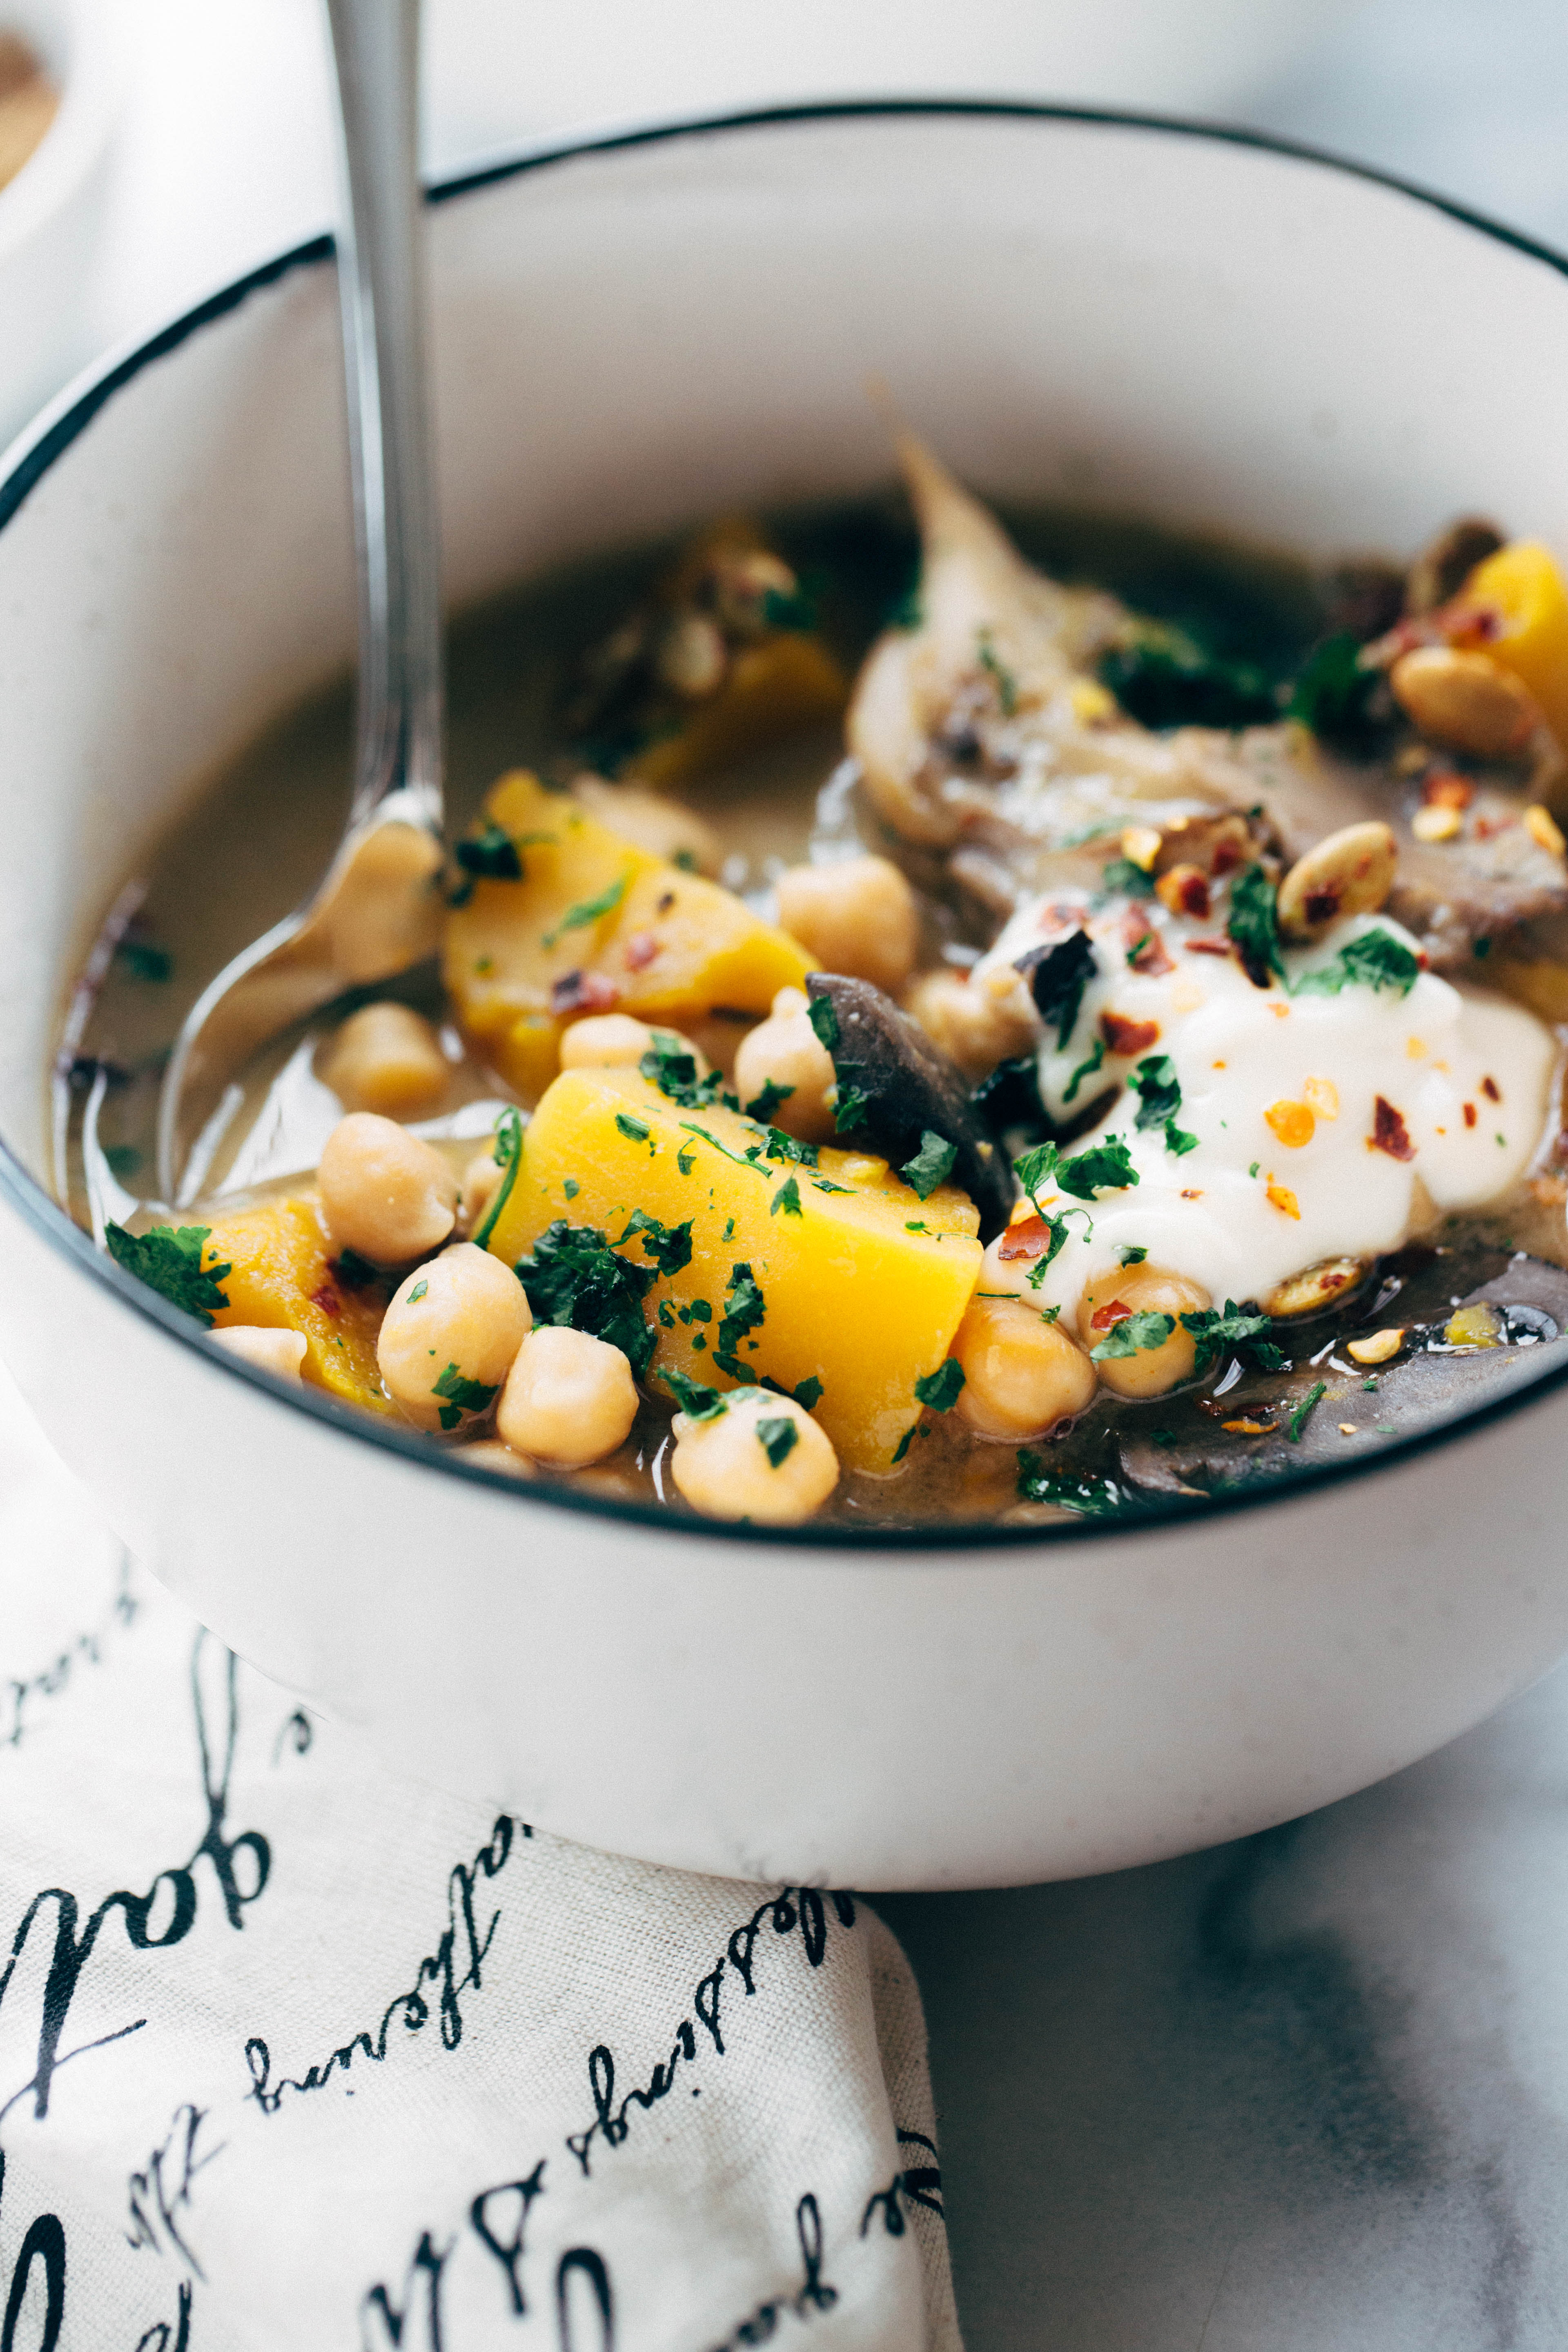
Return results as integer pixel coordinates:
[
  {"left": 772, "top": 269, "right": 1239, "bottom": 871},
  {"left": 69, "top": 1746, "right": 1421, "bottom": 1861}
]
[
  {"left": 0, "top": 1633, "right": 269, "bottom": 2124},
  {"left": 701, "top": 2194, "right": 837, "bottom": 2352},
  {"left": 244, "top": 1818, "right": 522, "bottom": 2116},
  {"left": 0, "top": 2152, "right": 67, "bottom": 2352},
  {"left": 125, "top": 2103, "right": 225, "bottom": 2278},
  {"left": 566, "top": 1889, "right": 856, "bottom": 2177},
  {"left": 1, "top": 1552, "right": 138, "bottom": 1758}
]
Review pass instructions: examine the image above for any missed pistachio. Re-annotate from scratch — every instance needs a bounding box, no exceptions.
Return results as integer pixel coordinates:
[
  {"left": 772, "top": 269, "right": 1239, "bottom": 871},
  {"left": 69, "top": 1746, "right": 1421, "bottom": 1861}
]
[
  {"left": 1120, "top": 824, "right": 1162, "bottom": 872},
  {"left": 1412, "top": 803, "right": 1463, "bottom": 844},
  {"left": 1276, "top": 821, "right": 1398, "bottom": 941},
  {"left": 1389, "top": 646, "right": 1540, "bottom": 760},
  {"left": 1524, "top": 804, "right": 1566, "bottom": 857},
  {"left": 1347, "top": 1327, "right": 1405, "bottom": 1365},
  {"left": 1260, "top": 1257, "right": 1370, "bottom": 1318}
]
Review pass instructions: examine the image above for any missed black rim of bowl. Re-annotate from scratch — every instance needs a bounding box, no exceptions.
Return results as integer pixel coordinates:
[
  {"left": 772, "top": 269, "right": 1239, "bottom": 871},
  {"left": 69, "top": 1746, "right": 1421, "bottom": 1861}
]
[{"left": 6, "top": 96, "right": 1568, "bottom": 1555}]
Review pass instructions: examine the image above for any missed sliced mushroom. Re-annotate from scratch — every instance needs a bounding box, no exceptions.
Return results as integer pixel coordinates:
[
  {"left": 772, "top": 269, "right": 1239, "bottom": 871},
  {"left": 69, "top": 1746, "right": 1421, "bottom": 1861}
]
[{"left": 804, "top": 971, "right": 1017, "bottom": 1238}]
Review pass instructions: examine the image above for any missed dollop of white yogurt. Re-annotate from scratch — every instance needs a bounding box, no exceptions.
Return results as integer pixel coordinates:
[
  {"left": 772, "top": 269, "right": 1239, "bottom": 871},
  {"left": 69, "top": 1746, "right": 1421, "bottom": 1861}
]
[{"left": 974, "top": 887, "right": 1556, "bottom": 1327}]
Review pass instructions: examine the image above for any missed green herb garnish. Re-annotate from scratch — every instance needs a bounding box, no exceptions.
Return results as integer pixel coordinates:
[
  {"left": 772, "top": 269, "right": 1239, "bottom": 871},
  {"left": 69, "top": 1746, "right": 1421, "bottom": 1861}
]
[
  {"left": 807, "top": 994, "right": 840, "bottom": 1051},
  {"left": 832, "top": 1084, "right": 871, "bottom": 1133},
  {"left": 1099, "top": 856, "right": 1156, "bottom": 901},
  {"left": 746, "top": 1078, "right": 796, "bottom": 1121},
  {"left": 771, "top": 1176, "right": 803, "bottom": 1218},
  {"left": 1020, "top": 929, "right": 1097, "bottom": 1047},
  {"left": 455, "top": 819, "right": 524, "bottom": 881},
  {"left": 1180, "top": 1302, "right": 1287, "bottom": 1374},
  {"left": 641, "top": 1032, "right": 726, "bottom": 1109},
  {"left": 432, "top": 1363, "right": 499, "bottom": 1432},
  {"left": 900, "top": 1131, "right": 958, "bottom": 1200},
  {"left": 515, "top": 1220, "right": 657, "bottom": 1375},
  {"left": 542, "top": 868, "right": 630, "bottom": 948},
  {"left": 756, "top": 1415, "right": 800, "bottom": 1468},
  {"left": 714, "top": 1263, "right": 766, "bottom": 1378},
  {"left": 891, "top": 1425, "right": 918, "bottom": 1465},
  {"left": 914, "top": 1361, "right": 965, "bottom": 1412},
  {"left": 1292, "top": 928, "right": 1420, "bottom": 1001},
  {"left": 614, "top": 1111, "right": 651, "bottom": 1145},
  {"left": 977, "top": 627, "right": 1018, "bottom": 716},
  {"left": 1119, "top": 1245, "right": 1148, "bottom": 1266},
  {"left": 1058, "top": 1136, "right": 1139, "bottom": 1198},
  {"left": 408, "top": 1278, "right": 428, "bottom": 1303},
  {"left": 1090, "top": 1311, "right": 1175, "bottom": 1361},
  {"left": 664, "top": 1366, "right": 727, "bottom": 1421},
  {"left": 1287, "top": 631, "right": 1381, "bottom": 743},
  {"left": 614, "top": 1209, "right": 694, "bottom": 1276},
  {"left": 1287, "top": 1380, "right": 1327, "bottom": 1441},
  {"left": 1016, "top": 1455, "right": 1134, "bottom": 1516},
  {"left": 115, "top": 938, "right": 173, "bottom": 982},
  {"left": 1227, "top": 864, "right": 1284, "bottom": 989},
  {"left": 106, "top": 1223, "right": 230, "bottom": 1327},
  {"left": 1062, "top": 1038, "right": 1106, "bottom": 1105},
  {"left": 471, "top": 1105, "right": 525, "bottom": 1252},
  {"left": 763, "top": 1126, "right": 818, "bottom": 1168}
]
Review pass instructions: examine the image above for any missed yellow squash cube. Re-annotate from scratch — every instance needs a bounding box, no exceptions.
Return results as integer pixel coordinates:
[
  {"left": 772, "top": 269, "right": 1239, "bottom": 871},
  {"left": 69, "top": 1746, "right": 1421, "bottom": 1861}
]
[
  {"left": 203, "top": 1196, "right": 388, "bottom": 1410},
  {"left": 443, "top": 771, "right": 813, "bottom": 1099},
  {"left": 486, "top": 1065, "right": 983, "bottom": 1474},
  {"left": 629, "top": 635, "right": 848, "bottom": 789},
  {"left": 1461, "top": 540, "right": 1568, "bottom": 756}
]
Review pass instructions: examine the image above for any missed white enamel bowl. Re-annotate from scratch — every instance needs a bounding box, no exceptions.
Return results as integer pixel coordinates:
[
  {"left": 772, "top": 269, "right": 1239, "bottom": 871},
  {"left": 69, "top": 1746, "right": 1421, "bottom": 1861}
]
[{"left": 3, "top": 107, "right": 1568, "bottom": 1891}]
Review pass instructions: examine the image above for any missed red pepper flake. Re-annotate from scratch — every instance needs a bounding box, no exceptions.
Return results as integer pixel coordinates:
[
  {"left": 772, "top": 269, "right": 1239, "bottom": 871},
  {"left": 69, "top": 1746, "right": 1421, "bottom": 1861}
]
[
  {"left": 1371, "top": 1095, "right": 1415, "bottom": 1162},
  {"left": 1180, "top": 1188, "right": 1204, "bottom": 1200},
  {"left": 1423, "top": 772, "right": 1474, "bottom": 809},
  {"left": 1123, "top": 919, "right": 1174, "bottom": 976},
  {"left": 622, "top": 930, "right": 661, "bottom": 972},
  {"left": 1210, "top": 837, "right": 1244, "bottom": 877},
  {"left": 309, "top": 1283, "right": 341, "bottom": 1318},
  {"left": 1184, "top": 937, "right": 1233, "bottom": 958},
  {"left": 1099, "top": 1011, "right": 1161, "bottom": 1056},
  {"left": 1481, "top": 1074, "right": 1501, "bottom": 1102},
  {"left": 1222, "top": 1417, "right": 1278, "bottom": 1437},
  {"left": 997, "top": 1214, "right": 1052, "bottom": 1262},
  {"left": 550, "top": 968, "right": 620, "bottom": 1015},
  {"left": 1303, "top": 886, "right": 1343, "bottom": 926},
  {"left": 1463, "top": 1102, "right": 1477, "bottom": 1129},
  {"left": 1089, "top": 1297, "right": 1132, "bottom": 1332}
]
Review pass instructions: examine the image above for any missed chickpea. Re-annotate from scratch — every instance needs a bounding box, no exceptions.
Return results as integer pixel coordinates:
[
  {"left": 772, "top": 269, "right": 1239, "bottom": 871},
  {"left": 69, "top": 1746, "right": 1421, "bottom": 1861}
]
[
  {"left": 496, "top": 1324, "right": 639, "bottom": 1469},
  {"left": 670, "top": 1389, "right": 839, "bottom": 1525},
  {"left": 1389, "top": 646, "right": 1540, "bottom": 760},
  {"left": 904, "top": 968, "right": 1038, "bottom": 1082},
  {"left": 951, "top": 1296, "right": 1097, "bottom": 1441},
  {"left": 775, "top": 857, "right": 919, "bottom": 997},
  {"left": 457, "top": 1438, "right": 537, "bottom": 1480},
  {"left": 318, "top": 1002, "right": 449, "bottom": 1119},
  {"left": 559, "top": 1014, "right": 707, "bottom": 1077},
  {"left": 210, "top": 1325, "right": 307, "bottom": 1380},
  {"left": 1078, "top": 1264, "right": 1211, "bottom": 1399},
  {"left": 318, "top": 1112, "right": 459, "bottom": 1265},
  {"left": 378, "top": 1243, "right": 532, "bottom": 1430},
  {"left": 732, "top": 987, "right": 837, "bottom": 1143}
]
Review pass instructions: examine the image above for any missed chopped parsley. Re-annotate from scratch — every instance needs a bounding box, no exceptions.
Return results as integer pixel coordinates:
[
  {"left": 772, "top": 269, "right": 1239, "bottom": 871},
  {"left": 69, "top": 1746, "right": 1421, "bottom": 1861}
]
[
  {"left": 431, "top": 1363, "right": 499, "bottom": 1431},
  {"left": 793, "top": 1375, "right": 824, "bottom": 1411},
  {"left": 1098, "top": 856, "right": 1156, "bottom": 901},
  {"left": 1020, "top": 929, "right": 1097, "bottom": 1047},
  {"left": 807, "top": 994, "right": 840, "bottom": 1051},
  {"left": 722, "top": 1217, "right": 736, "bottom": 1240},
  {"left": 1062, "top": 1038, "right": 1107, "bottom": 1105},
  {"left": 763, "top": 1126, "right": 818, "bottom": 1168},
  {"left": 614, "top": 1111, "right": 652, "bottom": 1145},
  {"left": 900, "top": 1131, "right": 958, "bottom": 1200},
  {"left": 471, "top": 1104, "right": 525, "bottom": 1251},
  {"left": 977, "top": 627, "right": 1018, "bottom": 716},
  {"left": 1013, "top": 1141, "right": 1060, "bottom": 1206},
  {"left": 714, "top": 1263, "right": 766, "bottom": 1378},
  {"left": 454, "top": 819, "right": 524, "bottom": 881},
  {"left": 515, "top": 1220, "right": 657, "bottom": 1376},
  {"left": 811, "top": 1176, "right": 853, "bottom": 1195},
  {"left": 1130, "top": 1054, "right": 1181, "bottom": 1130},
  {"left": 756, "top": 1415, "right": 800, "bottom": 1469},
  {"left": 407, "top": 1278, "right": 428, "bottom": 1303},
  {"left": 746, "top": 1078, "right": 796, "bottom": 1121},
  {"left": 664, "top": 1366, "right": 726, "bottom": 1420},
  {"left": 891, "top": 1425, "right": 918, "bottom": 1465},
  {"left": 771, "top": 1176, "right": 803, "bottom": 1218},
  {"left": 106, "top": 1223, "right": 230, "bottom": 1327},
  {"left": 1119, "top": 1245, "right": 1148, "bottom": 1266},
  {"left": 906, "top": 1220, "right": 930, "bottom": 1234},
  {"left": 677, "top": 1145, "right": 697, "bottom": 1175},
  {"left": 1287, "top": 1380, "right": 1327, "bottom": 1441},
  {"left": 1180, "top": 1302, "right": 1287, "bottom": 1374},
  {"left": 1287, "top": 630, "right": 1381, "bottom": 743},
  {"left": 564, "top": 1176, "right": 580, "bottom": 1200},
  {"left": 641, "top": 1033, "right": 726, "bottom": 1109},
  {"left": 1057, "top": 1136, "right": 1139, "bottom": 1198},
  {"left": 1227, "top": 864, "right": 1284, "bottom": 989},
  {"left": 1292, "top": 927, "right": 1420, "bottom": 1001},
  {"left": 1099, "top": 620, "right": 1278, "bottom": 731},
  {"left": 614, "top": 1209, "right": 693, "bottom": 1276},
  {"left": 678, "top": 1120, "right": 768, "bottom": 1178},
  {"left": 1016, "top": 1454, "right": 1133, "bottom": 1516},
  {"left": 542, "top": 869, "right": 630, "bottom": 949},
  {"left": 914, "top": 1361, "right": 966, "bottom": 1412},
  {"left": 1090, "top": 1310, "right": 1175, "bottom": 1361},
  {"left": 971, "top": 1054, "right": 1049, "bottom": 1138},
  {"left": 833, "top": 1084, "right": 871, "bottom": 1133}
]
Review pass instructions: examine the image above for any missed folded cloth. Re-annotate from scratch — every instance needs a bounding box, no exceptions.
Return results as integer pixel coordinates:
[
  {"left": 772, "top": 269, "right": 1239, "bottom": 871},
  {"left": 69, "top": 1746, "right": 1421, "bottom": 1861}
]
[{"left": 0, "top": 1366, "right": 961, "bottom": 2351}]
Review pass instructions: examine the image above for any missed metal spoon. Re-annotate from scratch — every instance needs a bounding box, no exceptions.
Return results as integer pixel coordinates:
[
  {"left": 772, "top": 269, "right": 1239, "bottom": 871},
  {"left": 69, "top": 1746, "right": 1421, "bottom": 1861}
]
[{"left": 156, "top": 0, "right": 443, "bottom": 1203}]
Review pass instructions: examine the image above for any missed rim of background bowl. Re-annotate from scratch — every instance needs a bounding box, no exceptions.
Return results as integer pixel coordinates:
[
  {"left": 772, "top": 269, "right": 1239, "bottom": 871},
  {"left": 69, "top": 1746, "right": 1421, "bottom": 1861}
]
[{"left": 5, "top": 96, "right": 1568, "bottom": 1557}]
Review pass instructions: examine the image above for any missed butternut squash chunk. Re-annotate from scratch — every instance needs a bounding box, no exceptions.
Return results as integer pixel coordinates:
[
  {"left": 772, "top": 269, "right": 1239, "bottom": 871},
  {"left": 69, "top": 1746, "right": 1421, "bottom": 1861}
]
[
  {"left": 486, "top": 1065, "right": 982, "bottom": 1473},
  {"left": 203, "top": 1196, "right": 388, "bottom": 1410}
]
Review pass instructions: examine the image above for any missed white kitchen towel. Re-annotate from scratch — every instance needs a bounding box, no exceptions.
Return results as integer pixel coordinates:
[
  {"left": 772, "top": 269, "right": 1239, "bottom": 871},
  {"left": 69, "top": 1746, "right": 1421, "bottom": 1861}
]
[{"left": 0, "top": 1367, "right": 961, "bottom": 2352}]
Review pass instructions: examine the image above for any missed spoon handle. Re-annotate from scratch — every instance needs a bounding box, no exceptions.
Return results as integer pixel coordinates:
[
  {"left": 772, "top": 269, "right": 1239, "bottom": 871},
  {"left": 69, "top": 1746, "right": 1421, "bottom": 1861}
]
[{"left": 323, "top": 0, "right": 443, "bottom": 834}]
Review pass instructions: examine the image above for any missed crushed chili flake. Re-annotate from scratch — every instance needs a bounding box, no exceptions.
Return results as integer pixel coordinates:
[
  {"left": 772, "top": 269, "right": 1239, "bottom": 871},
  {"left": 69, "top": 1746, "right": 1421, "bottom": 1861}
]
[
  {"left": 309, "top": 1283, "right": 341, "bottom": 1318},
  {"left": 1371, "top": 1095, "right": 1415, "bottom": 1161},
  {"left": 1222, "top": 1417, "right": 1277, "bottom": 1436},
  {"left": 1124, "top": 920, "right": 1174, "bottom": 976},
  {"left": 550, "top": 967, "right": 620, "bottom": 1015},
  {"left": 1423, "top": 772, "right": 1474, "bottom": 809},
  {"left": 622, "top": 930, "right": 661, "bottom": 971},
  {"left": 1463, "top": 1102, "right": 1477, "bottom": 1128},
  {"left": 1303, "top": 886, "right": 1342, "bottom": 927},
  {"left": 1184, "top": 937, "right": 1233, "bottom": 957},
  {"left": 1481, "top": 1074, "right": 1501, "bottom": 1101},
  {"left": 1180, "top": 1188, "right": 1204, "bottom": 1200},
  {"left": 997, "top": 1214, "right": 1052, "bottom": 1261},
  {"left": 1089, "top": 1297, "right": 1132, "bottom": 1331},
  {"left": 1099, "top": 1011, "right": 1160, "bottom": 1056}
]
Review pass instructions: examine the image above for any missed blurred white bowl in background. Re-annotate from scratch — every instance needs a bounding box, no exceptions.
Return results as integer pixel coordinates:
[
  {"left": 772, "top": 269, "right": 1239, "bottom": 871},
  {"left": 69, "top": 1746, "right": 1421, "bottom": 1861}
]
[
  {"left": 0, "top": 0, "right": 122, "bottom": 443},
  {"left": 427, "top": 0, "right": 1368, "bottom": 158}
]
